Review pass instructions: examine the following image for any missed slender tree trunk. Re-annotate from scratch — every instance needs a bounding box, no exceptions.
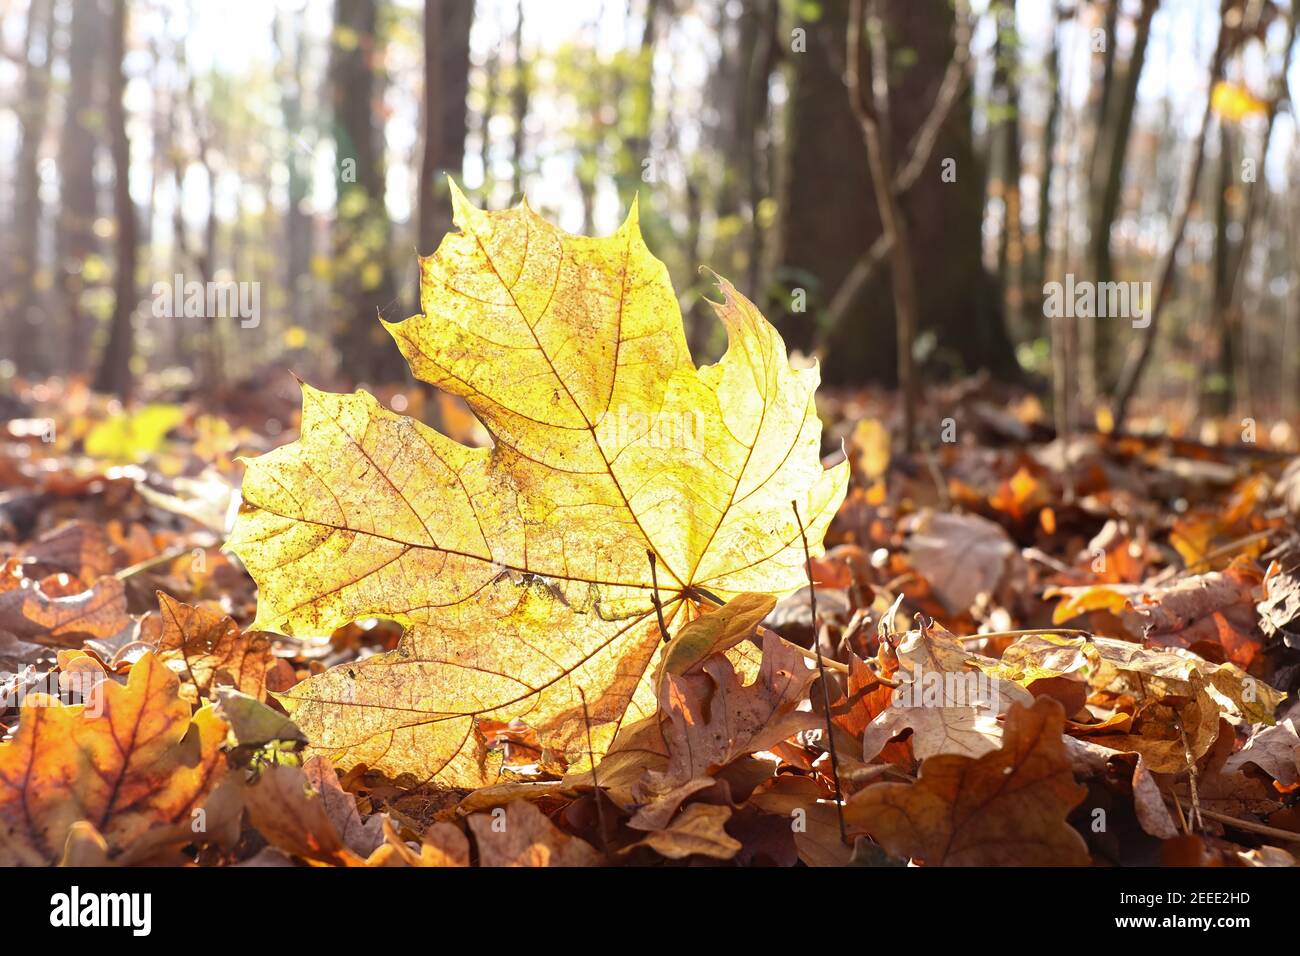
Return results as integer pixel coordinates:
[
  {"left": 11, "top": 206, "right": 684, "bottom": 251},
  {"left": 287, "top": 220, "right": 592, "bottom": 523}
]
[
  {"left": 848, "top": 0, "right": 920, "bottom": 451},
  {"left": 418, "top": 0, "right": 474, "bottom": 258},
  {"left": 1090, "top": 0, "right": 1157, "bottom": 391},
  {"left": 7, "top": 0, "right": 55, "bottom": 374},
  {"left": 93, "top": 0, "right": 136, "bottom": 398},
  {"left": 1111, "top": 21, "right": 1228, "bottom": 429},
  {"left": 509, "top": 1, "right": 527, "bottom": 200},
  {"left": 1204, "top": 126, "right": 1236, "bottom": 416},
  {"left": 330, "top": 0, "right": 403, "bottom": 383},
  {"left": 58, "top": 0, "right": 103, "bottom": 375},
  {"left": 618, "top": 0, "right": 660, "bottom": 201},
  {"left": 991, "top": 0, "right": 1023, "bottom": 332},
  {"left": 1031, "top": 2, "right": 1063, "bottom": 339},
  {"left": 275, "top": 10, "right": 312, "bottom": 334}
]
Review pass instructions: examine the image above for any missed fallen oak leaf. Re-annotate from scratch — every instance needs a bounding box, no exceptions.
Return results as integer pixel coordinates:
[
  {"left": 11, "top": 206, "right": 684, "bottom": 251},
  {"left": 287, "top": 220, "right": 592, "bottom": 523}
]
[
  {"left": 239, "top": 761, "right": 367, "bottom": 867},
  {"left": 644, "top": 631, "right": 819, "bottom": 796},
  {"left": 625, "top": 802, "right": 741, "bottom": 861},
  {"left": 227, "top": 184, "right": 847, "bottom": 784},
  {"left": 1258, "top": 559, "right": 1300, "bottom": 647},
  {"left": 0, "top": 652, "right": 228, "bottom": 866},
  {"left": 845, "top": 697, "right": 1090, "bottom": 866},
  {"left": 467, "top": 799, "right": 603, "bottom": 867},
  {"left": 902, "top": 510, "right": 1018, "bottom": 616},
  {"left": 1049, "top": 559, "right": 1267, "bottom": 669},
  {"left": 0, "top": 573, "right": 129, "bottom": 649},
  {"left": 141, "top": 591, "right": 282, "bottom": 703},
  {"left": 1224, "top": 718, "right": 1300, "bottom": 789},
  {"left": 746, "top": 774, "right": 852, "bottom": 866},
  {"left": 861, "top": 620, "right": 1033, "bottom": 762}
]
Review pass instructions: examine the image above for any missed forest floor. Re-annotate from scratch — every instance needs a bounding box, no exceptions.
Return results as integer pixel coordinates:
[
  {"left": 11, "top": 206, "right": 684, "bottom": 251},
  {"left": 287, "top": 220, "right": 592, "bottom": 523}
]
[{"left": 3, "top": 372, "right": 1300, "bottom": 867}]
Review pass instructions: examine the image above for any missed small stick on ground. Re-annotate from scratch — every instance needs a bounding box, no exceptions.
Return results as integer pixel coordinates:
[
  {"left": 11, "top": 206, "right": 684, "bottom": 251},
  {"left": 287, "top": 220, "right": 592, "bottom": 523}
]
[
  {"left": 1175, "top": 714, "right": 1204, "bottom": 832},
  {"left": 957, "top": 627, "right": 1093, "bottom": 643},
  {"left": 793, "top": 500, "right": 849, "bottom": 846},
  {"left": 647, "top": 550, "right": 670, "bottom": 642}
]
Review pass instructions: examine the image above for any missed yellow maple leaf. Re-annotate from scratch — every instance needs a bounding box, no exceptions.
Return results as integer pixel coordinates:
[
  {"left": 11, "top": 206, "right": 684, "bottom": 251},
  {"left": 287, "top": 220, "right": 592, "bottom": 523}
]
[{"left": 227, "top": 183, "right": 848, "bottom": 785}]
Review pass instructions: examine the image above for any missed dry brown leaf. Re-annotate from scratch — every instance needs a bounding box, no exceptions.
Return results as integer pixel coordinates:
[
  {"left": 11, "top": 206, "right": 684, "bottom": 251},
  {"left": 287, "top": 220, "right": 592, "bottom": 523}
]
[
  {"left": 0, "top": 573, "right": 129, "bottom": 649},
  {"left": 626, "top": 802, "right": 741, "bottom": 860},
  {"left": 1224, "top": 718, "right": 1300, "bottom": 788},
  {"left": 747, "top": 774, "right": 852, "bottom": 866},
  {"left": 467, "top": 800, "right": 603, "bottom": 867},
  {"left": 861, "top": 621, "right": 1032, "bottom": 762},
  {"left": 903, "top": 510, "right": 1017, "bottom": 615},
  {"left": 0, "top": 652, "right": 227, "bottom": 865},
  {"left": 845, "top": 697, "right": 1089, "bottom": 866},
  {"left": 143, "top": 591, "right": 280, "bottom": 703}
]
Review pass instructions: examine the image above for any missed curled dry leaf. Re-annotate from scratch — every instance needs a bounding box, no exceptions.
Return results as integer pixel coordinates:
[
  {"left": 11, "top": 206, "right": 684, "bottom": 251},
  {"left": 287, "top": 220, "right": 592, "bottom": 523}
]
[
  {"left": 143, "top": 591, "right": 282, "bottom": 703},
  {"left": 644, "top": 631, "right": 819, "bottom": 796},
  {"left": 241, "top": 760, "right": 422, "bottom": 867},
  {"left": 0, "top": 572, "right": 129, "bottom": 650},
  {"left": 227, "top": 185, "right": 847, "bottom": 784},
  {"left": 861, "top": 621, "right": 1032, "bottom": 763},
  {"left": 846, "top": 697, "right": 1090, "bottom": 866},
  {"left": 1050, "top": 558, "right": 1267, "bottom": 669},
  {"left": 1224, "top": 718, "right": 1300, "bottom": 788},
  {"left": 980, "top": 632, "right": 1284, "bottom": 773},
  {"left": 626, "top": 802, "right": 741, "bottom": 861},
  {"left": 467, "top": 799, "right": 603, "bottom": 867},
  {"left": 902, "top": 510, "right": 1018, "bottom": 616},
  {"left": 0, "top": 653, "right": 227, "bottom": 866}
]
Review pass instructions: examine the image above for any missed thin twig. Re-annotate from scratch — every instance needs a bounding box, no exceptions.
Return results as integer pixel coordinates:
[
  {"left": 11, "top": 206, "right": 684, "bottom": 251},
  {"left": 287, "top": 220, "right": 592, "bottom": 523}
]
[
  {"left": 115, "top": 544, "right": 199, "bottom": 580},
  {"left": 793, "top": 500, "right": 848, "bottom": 846},
  {"left": 1174, "top": 713, "right": 1203, "bottom": 832},
  {"left": 1165, "top": 795, "right": 1300, "bottom": 844},
  {"left": 957, "top": 627, "right": 1093, "bottom": 643},
  {"left": 647, "top": 550, "right": 669, "bottom": 642}
]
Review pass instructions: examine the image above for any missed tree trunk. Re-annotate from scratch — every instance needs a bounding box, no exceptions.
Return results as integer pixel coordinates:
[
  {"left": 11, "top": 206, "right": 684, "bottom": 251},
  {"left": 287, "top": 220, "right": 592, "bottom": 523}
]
[
  {"left": 7, "top": 0, "right": 55, "bottom": 375},
  {"left": 777, "top": 0, "right": 1016, "bottom": 385},
  {"left": 93, "top": 0, "right": 136, "bottom": 398},
  {"left": 418, "top": 0, "right": 474, "bottom": 257},
  {"left": 329, "top": 0, "right": 403, "bottom": 383},
  {"left": 57, "top": 0, "right": 103, "bottom": 376},
  {"left": 509, "top": 1, "right": 527, "bottom": 200},
  {"left": 275, "top": 9, "right": 312, "bottom": 335},
  {"left": 1089, "top": 0, "right": 1157, "bottom": 391}
]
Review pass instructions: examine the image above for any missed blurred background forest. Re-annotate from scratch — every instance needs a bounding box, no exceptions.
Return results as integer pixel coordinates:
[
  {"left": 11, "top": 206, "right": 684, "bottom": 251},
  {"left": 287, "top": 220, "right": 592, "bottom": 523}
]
[{"left": 2, "top": 0, "right": 1299, "bottom": 447}]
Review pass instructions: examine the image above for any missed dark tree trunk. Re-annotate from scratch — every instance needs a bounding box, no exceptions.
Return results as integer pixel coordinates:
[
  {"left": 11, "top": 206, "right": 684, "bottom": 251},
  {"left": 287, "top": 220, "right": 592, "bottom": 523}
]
[
  {"left": 418, "top": 0, "right": 474, "bottom": 257},
  {"left": 93, "top": 0, "right": 136, "bottom": 399},
  {"left": 58, "top": 0, "right": 102, "bottom": 376},
  {"left": 509, "top": 1, "right": 527, "bottom": 200},
  {"left": 776, "top": 0, "right": 1016, "bottom": 385},
  {"left": 1089, "top": 0, "right": 1157, "bottom": 391},
  {"left": 329, "top": 0, "right": 403, "bottom": 383},
  {"left": 275, "top": 9, "right": 312, "bottom": 334}
]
